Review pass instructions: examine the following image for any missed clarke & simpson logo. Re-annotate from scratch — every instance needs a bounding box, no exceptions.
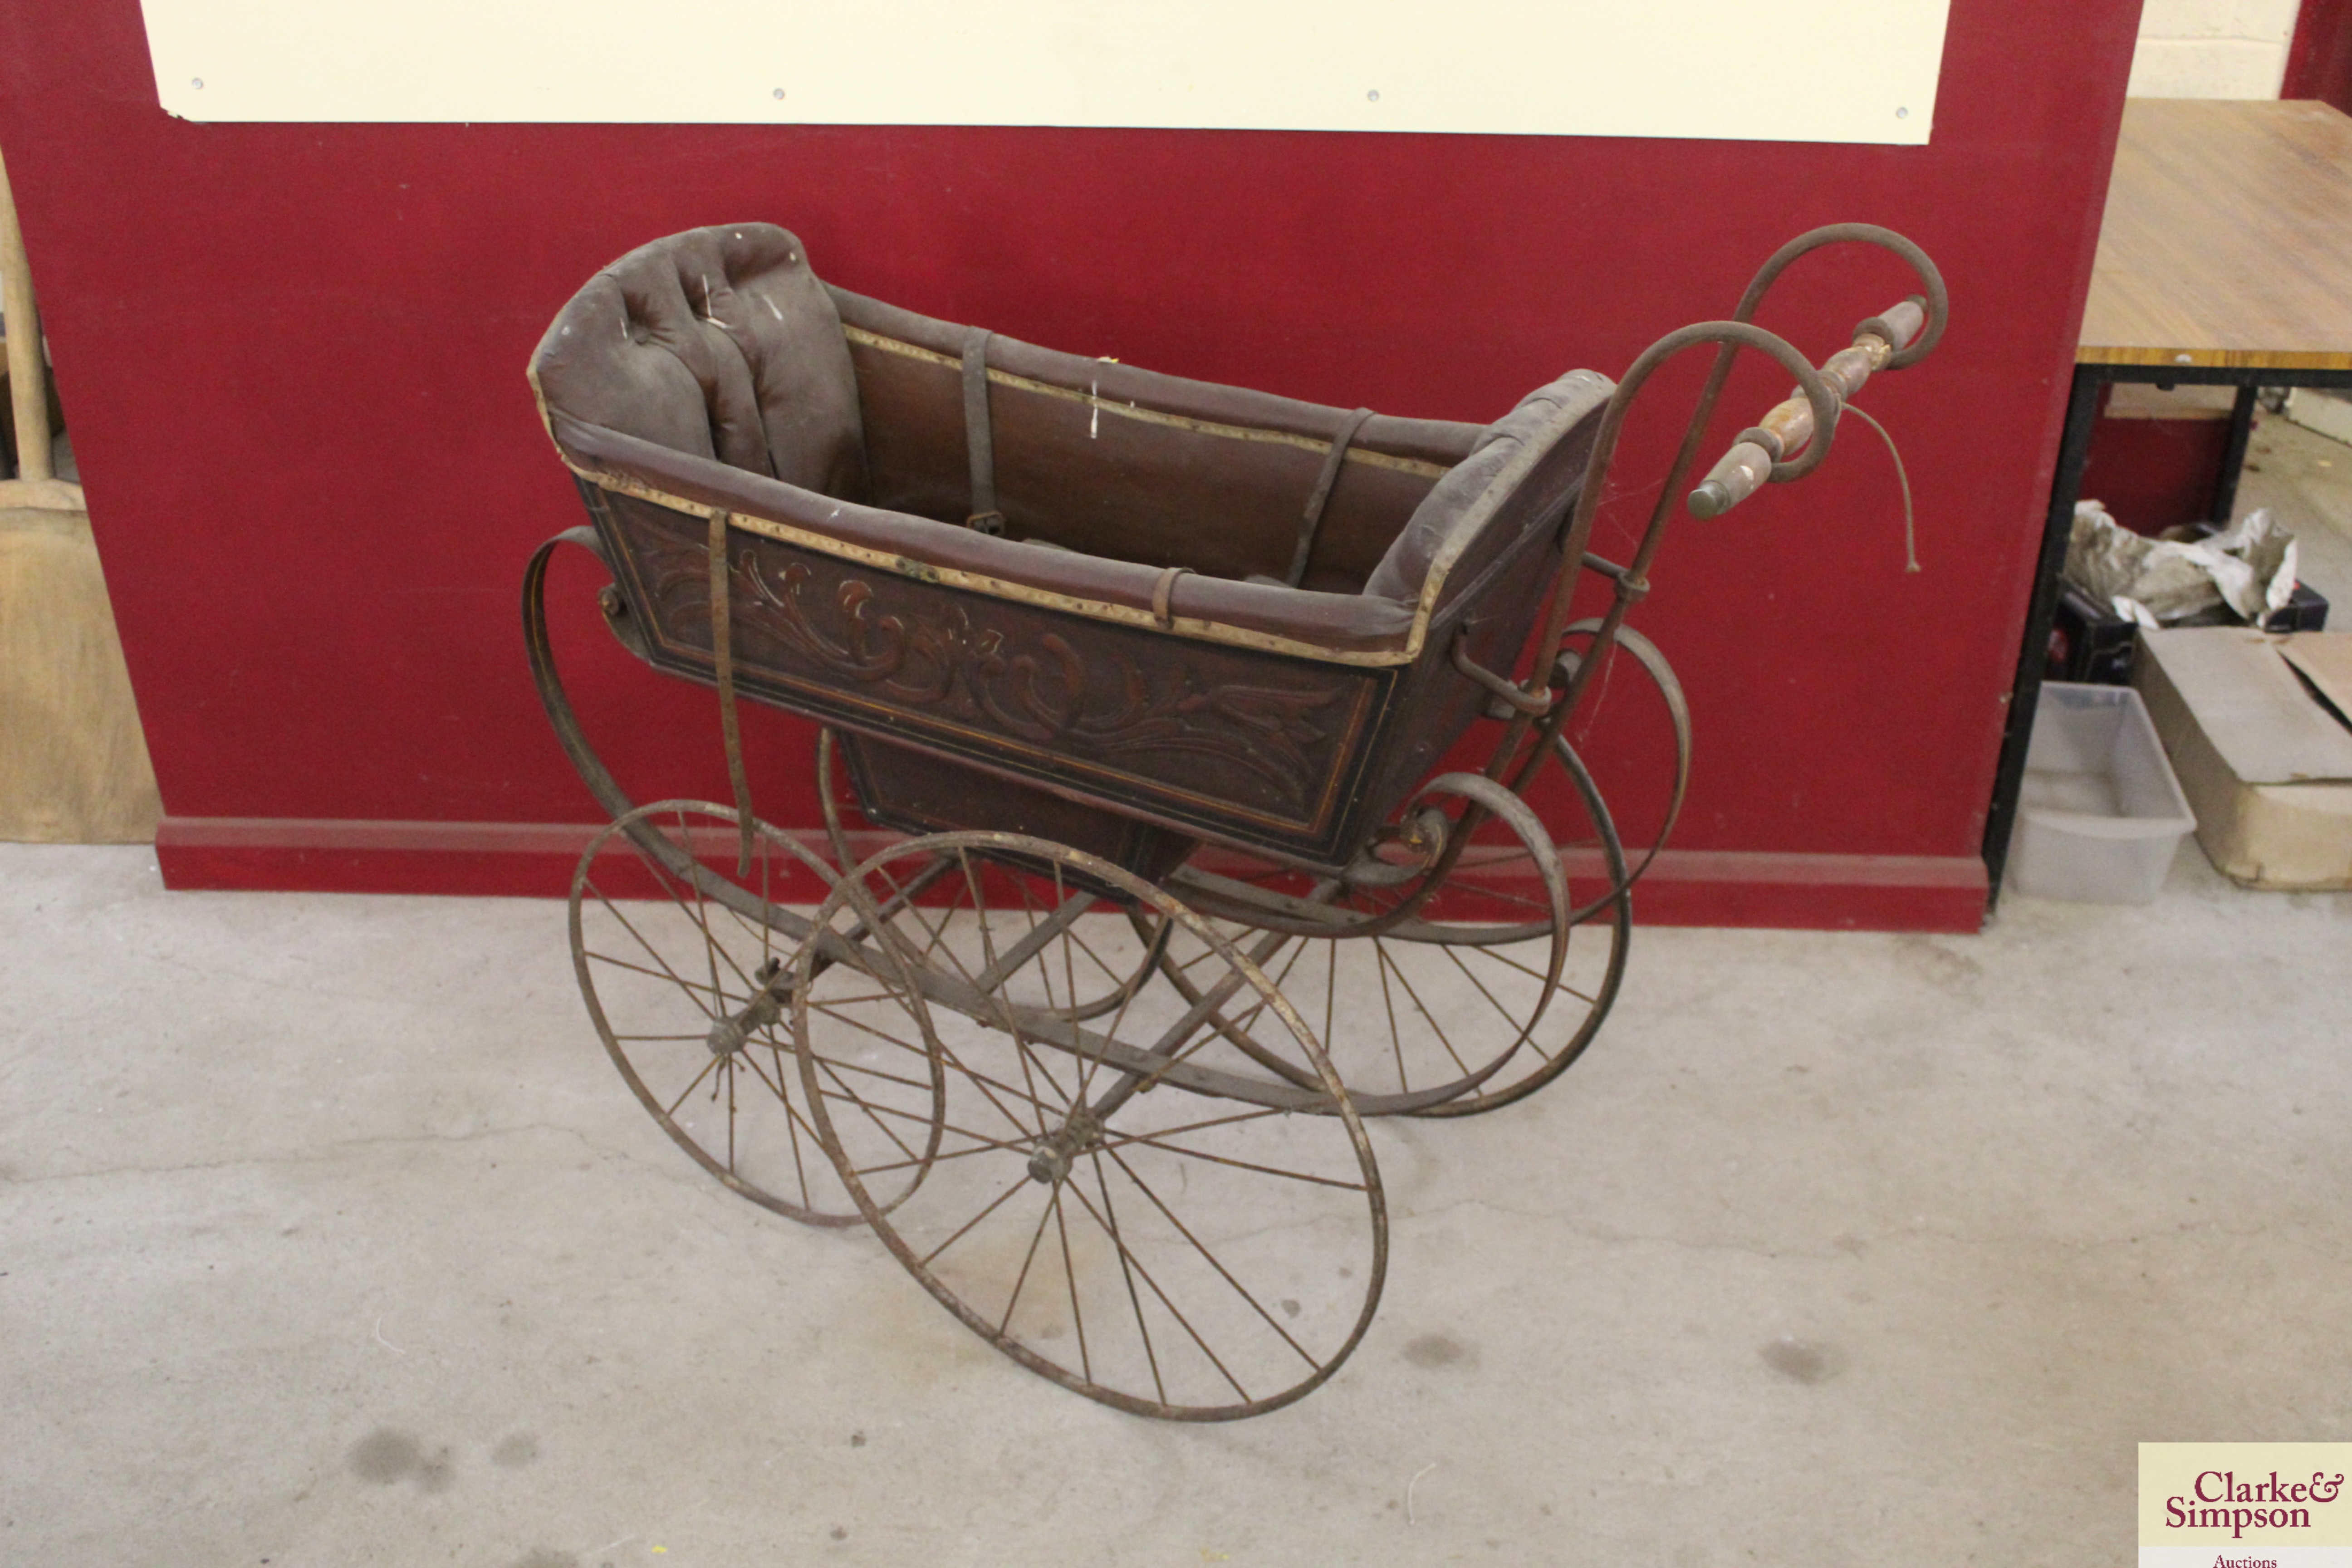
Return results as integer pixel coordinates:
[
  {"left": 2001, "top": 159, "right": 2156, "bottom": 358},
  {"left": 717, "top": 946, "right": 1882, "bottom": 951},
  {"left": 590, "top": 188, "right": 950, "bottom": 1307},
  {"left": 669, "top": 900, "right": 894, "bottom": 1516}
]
[
  {"left": 2167, "top": 1470, "right": 2345, "bottom": 1538},
  {"left": 2141, "top": 1444, "right": 2352, "bottom": 1568}
]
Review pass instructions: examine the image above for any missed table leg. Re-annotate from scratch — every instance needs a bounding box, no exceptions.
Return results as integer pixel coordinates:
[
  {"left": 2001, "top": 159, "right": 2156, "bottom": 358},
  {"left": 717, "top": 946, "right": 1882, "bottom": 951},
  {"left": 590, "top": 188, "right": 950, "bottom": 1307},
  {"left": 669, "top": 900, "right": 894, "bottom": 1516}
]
[
  {"left": 2210, "top": 382, "right": 2260, "bottom": 526},
  {"left": 1982, "top": 363, "right": 2105, "bottom": 903}
]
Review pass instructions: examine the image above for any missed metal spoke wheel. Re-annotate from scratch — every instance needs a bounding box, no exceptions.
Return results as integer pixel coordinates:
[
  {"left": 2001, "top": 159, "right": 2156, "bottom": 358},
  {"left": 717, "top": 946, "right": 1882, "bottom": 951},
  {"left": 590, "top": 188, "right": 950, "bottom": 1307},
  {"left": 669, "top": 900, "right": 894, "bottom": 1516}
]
[
  {"left": 795, "top": 832, "right": 1387, "bottom": 1421},
  {"left": 813, "top": 727, "right": 1171, "bottom": 1019},
  {"left": 1163, "top": 744, "right": 1630, "bottom": 1117},
  {"left": 569, "top": 800, "right": 945, "bottom": 1227}
]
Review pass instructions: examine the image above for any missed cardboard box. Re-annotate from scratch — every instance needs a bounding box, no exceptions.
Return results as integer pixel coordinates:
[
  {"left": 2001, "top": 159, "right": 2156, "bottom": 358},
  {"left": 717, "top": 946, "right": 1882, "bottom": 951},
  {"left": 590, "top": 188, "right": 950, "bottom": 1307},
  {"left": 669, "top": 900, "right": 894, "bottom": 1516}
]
[{"left": 2133, "top": 629, "right": 2352, "bottom": 890}]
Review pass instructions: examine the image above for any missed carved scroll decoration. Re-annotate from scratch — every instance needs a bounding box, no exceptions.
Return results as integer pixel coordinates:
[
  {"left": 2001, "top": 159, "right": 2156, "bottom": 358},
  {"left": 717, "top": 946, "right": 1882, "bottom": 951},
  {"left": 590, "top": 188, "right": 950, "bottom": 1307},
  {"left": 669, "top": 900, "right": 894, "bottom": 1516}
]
[{"left": 629, "top": 522, "right": 1341, "bottom": 810}]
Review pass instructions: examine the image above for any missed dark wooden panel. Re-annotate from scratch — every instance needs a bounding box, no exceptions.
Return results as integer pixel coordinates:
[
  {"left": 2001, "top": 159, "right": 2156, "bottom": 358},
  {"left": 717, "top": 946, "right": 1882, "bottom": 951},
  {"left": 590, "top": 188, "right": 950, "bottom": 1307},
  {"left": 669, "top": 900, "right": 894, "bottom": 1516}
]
[{"left": 593, "top": 488, "right": 1395, "bottom": 863}]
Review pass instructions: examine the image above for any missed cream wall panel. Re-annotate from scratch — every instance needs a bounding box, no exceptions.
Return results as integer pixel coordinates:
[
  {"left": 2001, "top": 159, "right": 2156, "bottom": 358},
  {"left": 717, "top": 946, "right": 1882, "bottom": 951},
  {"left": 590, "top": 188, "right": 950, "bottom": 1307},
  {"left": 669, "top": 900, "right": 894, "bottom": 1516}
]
[{"left": 138, "top": 0, "right": 1950, "bottom": 144}]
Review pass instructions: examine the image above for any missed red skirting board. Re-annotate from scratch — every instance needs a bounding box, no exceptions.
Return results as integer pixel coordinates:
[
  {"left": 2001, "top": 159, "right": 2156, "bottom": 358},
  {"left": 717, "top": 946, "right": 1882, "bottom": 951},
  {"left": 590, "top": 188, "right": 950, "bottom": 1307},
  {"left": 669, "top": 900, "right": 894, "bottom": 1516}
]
[{"left": 0, "top": 0, "right": 2141, "bottom": 930}]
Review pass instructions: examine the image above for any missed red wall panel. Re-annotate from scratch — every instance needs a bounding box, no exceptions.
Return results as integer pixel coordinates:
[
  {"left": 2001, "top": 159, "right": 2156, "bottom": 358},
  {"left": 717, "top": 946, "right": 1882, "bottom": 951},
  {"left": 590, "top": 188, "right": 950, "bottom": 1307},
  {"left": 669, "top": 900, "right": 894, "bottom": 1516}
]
[{"left": 0, "top": 0, "right": 2142, "bottom": 926}]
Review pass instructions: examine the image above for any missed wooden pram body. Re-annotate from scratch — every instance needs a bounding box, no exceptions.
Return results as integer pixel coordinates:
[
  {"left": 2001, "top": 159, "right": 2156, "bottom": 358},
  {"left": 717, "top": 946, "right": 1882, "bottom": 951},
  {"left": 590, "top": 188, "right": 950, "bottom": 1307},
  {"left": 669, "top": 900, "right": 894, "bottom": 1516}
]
[{"left": 528, "top": 222, "right": 1612, "bottom": 878}]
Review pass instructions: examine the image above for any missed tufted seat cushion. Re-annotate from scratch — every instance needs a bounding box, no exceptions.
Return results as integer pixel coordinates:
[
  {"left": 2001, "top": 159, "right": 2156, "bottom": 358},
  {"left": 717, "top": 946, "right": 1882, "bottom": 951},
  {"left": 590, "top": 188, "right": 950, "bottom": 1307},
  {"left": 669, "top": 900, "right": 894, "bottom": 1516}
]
[{"left": 529, "top": 224, "right": 868, "bottom": 499}]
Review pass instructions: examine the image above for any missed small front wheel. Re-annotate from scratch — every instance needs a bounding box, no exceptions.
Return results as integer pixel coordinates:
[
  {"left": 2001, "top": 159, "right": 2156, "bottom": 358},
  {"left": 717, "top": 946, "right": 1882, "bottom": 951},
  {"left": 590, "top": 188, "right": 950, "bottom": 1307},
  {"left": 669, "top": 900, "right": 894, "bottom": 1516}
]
[{"left": 568, "top": 800, "right": 945, "bottom": 1227}]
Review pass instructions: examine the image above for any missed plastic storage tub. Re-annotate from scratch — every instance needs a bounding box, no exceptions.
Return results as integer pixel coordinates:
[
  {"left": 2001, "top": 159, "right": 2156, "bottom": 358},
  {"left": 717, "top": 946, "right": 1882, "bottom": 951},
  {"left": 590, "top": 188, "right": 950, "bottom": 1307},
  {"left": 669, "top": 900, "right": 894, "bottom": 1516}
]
[{"left": 2005, "top": 681, "right": 2196, "bottom": 903}]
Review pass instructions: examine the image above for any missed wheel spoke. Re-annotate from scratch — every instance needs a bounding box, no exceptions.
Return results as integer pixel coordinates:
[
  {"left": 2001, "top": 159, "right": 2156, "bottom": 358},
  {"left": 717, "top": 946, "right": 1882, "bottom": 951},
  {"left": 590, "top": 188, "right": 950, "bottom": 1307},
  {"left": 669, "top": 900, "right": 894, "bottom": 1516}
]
[
  {"left": 582, "top": 947, "right": 727, "bottom": 1005},
  {"left": 852, "top": 1130, "right": 1038, "bottom": 1177},
  {"left": 1377, "top": 940, "right": 1475, "bottom": 1080},
  {"left": 585, "top": 881, "right": 723, "bottom": 1017},
  {"left": 1104, "top": 1103, "right": 1289, "bottom": 1143},
  {"left": 662, "top": 1052, "right": 725, "bottom": 1118},
  {"left": 1439, "top": 944, "right": 1558, "bottom": 1064},
  {"left": 1063, "top": 1174, "right": 1251, "bottom": 1404},
  {"left": 1104, "top": 1144, "right": 1321, "bottom": 1370},
  {"left": 807, "top": 1000, "right": 941, "bottom": 1065},
  {"left": 1373, "top": 937, "right": 1409, "bottom": 1091},
  {"left": 1469, "top": 939, "right": 1598, "bottom": 1004},
  {"left": 1052, "top": 1183, "right": 1091, "bottom": 1382},
  {"left": 919, "top": 1172, "right": 1034, "bottom": 1268},
  {"left": 748, "top": 1042, "right": 816, "bottom": 1208},
  {"left": 996, "top": 1189, "right": 1060, "bottom": 1336},
  {"left": 810, "top": 1054, "right": 924, "bottom": 1167},
  {"left": 1096, "top": 1130, "right": 1367, "bottom": 1193},
  {"left": 1088, "top": 1149, "right": 1166, "bottom": 1406},
  {"left": 794, "top": 1044, "right": 937, "bottom": 1099}
]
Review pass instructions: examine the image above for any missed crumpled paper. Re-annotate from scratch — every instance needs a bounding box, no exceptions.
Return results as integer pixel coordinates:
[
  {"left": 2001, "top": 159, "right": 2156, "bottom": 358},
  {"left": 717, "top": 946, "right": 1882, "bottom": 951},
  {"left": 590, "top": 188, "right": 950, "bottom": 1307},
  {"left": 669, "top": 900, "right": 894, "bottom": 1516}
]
[{"left": 2065, "top": 500, "right": 2299, "bottom": 626}]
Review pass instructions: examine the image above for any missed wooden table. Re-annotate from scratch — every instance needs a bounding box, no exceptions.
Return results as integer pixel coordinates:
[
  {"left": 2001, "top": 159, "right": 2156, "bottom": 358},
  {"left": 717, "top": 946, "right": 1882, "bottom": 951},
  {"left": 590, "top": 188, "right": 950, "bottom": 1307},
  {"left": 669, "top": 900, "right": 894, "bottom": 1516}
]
[{"left": 1985, "top": 98, "right": 2352, "bottom": 894}]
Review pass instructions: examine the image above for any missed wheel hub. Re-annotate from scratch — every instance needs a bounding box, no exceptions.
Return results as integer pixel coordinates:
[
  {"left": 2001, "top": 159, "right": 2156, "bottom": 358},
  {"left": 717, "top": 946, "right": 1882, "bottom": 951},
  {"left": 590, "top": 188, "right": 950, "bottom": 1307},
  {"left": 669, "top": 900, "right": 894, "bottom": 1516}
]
[
  {"left": 1027, "top": 1106, "right": 1103, "bottom": 1185},
  {"left": 707, "top": 958, "right": 789, "bottom": 1056}
]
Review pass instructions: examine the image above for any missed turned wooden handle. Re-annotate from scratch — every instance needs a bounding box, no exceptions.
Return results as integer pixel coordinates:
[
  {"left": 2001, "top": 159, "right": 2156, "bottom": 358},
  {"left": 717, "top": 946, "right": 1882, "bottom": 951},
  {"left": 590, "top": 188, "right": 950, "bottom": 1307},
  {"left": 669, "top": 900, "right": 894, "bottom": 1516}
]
[
  {"left": 1686, "top": 296, "right": 1924, "bottom": 519},
  {"left": 1687, "top": 441, "right": 1774, "bottom": 519},
  {"left": 1860, "top": 298, "right": 1926, "bottom": 355}
]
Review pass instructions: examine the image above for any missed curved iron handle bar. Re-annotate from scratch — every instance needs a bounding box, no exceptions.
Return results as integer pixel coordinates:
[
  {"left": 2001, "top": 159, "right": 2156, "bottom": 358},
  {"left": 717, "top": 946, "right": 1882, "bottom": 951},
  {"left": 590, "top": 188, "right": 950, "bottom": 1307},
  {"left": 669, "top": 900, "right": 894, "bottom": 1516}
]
[
  {"left": 1462, "top": 230, "right": 1945, "bottom": 900},
  {"left": 1685, "top": 225, "right": 1947, "bottom": 510},
  {"left": 1515, "top": 317, "right": 1839, "bottom": 738},
  {"left": 1522, "top": 225, "right": 1945, "bottom": 762},
  {"left": 1744, "top": 222, "right": 1948, "bottom": 373},
  {"left": 1283, "top": 225, "right": 1947, "bottom": 936}
]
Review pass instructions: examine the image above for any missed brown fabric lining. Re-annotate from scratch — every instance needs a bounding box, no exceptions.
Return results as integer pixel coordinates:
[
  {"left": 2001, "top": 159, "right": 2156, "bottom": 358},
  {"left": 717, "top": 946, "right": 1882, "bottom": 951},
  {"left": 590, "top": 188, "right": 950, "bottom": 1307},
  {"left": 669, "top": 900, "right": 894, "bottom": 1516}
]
[{"left": 842, "top": 324, "right": 1446, "bottom": 478}]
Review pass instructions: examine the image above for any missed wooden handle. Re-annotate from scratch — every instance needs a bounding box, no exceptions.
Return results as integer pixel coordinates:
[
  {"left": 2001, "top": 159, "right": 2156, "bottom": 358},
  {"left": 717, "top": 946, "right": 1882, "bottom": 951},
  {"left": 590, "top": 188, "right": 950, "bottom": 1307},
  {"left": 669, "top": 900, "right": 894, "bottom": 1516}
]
[
  {"left": 1861, "top": 298, "right": 1926, "bottom": 356},
  {"left": 1687, "top": 441, "right": 1774, "bottom": 518},
  {"left": 1686, "top": 298, "right": 1923, "bottom": 519}
]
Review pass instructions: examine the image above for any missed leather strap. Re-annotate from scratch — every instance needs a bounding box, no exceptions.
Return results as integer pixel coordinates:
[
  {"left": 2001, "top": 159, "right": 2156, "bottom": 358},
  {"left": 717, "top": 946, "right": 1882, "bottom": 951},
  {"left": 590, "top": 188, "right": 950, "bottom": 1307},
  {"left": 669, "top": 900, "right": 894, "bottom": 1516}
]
[
  {"left": 708, "top": 510, "right": 756, "bottom": 873},
  {"left": 1151, "top": 565, "right": 1192, "bottom": 627},
  {"left": 961, "top": 327, "right": 1004, "bottom": 534},
  {"left": 1286, "top": 407, "right": 1373, "bottom": 586}
]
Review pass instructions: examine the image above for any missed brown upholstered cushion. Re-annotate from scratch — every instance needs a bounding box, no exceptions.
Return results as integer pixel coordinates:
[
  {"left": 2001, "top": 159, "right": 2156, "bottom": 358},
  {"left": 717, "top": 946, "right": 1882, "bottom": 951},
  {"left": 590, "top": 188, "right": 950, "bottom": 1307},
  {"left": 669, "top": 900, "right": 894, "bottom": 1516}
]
[
  {"left": 1363, "top": 369, "right": 1615, "bottom": 603},
  {"left": 529, "top": 224, "right": 868, "bottom": 499}
]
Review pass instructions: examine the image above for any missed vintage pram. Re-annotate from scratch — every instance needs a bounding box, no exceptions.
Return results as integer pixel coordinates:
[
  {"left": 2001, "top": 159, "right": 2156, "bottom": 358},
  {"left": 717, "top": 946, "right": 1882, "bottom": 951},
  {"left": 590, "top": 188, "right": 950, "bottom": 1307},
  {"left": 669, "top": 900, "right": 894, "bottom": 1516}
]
[{"left": 521, "top": 220, "right": 1945, "bottom": 1420}]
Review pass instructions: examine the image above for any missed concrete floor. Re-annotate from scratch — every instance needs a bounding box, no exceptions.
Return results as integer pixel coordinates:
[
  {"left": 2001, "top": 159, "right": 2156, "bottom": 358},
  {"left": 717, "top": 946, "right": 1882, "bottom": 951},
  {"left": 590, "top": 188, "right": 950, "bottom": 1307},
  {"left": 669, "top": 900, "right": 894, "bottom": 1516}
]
[
  {"left": 9, "top": 416, "right": 2352, "bottom": 1565},
  {"left": 2241, "top": 404, "right": 2352, "bottom": 608},
  {"left": 4, "top": 838, "right": 2348, "bottom": 1567}
]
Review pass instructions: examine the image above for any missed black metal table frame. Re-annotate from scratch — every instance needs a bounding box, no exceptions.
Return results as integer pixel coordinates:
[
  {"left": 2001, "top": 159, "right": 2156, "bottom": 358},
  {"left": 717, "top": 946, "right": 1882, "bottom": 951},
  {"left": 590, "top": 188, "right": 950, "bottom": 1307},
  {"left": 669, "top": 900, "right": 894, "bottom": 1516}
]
[{"left": 1983, "top": 360, "right": 2352, "bottom": 901}]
